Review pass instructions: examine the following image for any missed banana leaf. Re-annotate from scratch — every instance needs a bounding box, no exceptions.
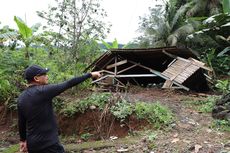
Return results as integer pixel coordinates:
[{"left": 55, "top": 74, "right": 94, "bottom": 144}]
[{"left": 14, "top": 16, "right": 32, "bottom": 39}]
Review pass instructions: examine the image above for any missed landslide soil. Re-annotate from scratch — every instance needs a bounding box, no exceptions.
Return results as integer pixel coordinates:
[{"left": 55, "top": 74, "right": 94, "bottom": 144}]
[{"left": 0, "top": 88, "right": 230, "bottom": 153}]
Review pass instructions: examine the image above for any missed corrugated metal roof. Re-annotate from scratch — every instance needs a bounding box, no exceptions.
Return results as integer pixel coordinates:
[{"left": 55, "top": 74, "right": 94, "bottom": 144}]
[{"left": 85, "top": 46, "right": 196, "bottom": 72}]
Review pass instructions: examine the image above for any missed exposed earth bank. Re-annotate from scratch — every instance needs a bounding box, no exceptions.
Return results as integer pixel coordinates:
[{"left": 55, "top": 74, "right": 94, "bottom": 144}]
[{"left": 0, "top": 88, "right": 230, "bottom": 153}]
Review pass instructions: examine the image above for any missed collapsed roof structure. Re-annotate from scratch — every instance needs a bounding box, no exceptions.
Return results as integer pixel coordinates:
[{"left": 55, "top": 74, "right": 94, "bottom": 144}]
[{"left": 86, "top": 46, "right": 212, "bottom": 92}]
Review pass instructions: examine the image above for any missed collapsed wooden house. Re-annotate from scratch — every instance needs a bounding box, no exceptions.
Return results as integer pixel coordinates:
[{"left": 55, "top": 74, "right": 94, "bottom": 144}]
[{"left": 85, "top": 46, "right": 212, "bottom": 91}]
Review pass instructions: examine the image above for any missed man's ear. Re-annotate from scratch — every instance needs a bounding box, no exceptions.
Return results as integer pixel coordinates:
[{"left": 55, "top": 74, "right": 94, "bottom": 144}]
[{"left": 34, "top": 76, "right": 39, "bottom": 82}]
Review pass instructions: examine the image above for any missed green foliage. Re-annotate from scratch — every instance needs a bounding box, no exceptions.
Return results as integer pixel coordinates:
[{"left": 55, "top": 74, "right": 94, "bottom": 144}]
[
  {"left": 136, "top": 0, "right": 201, "bottom": 47},
  {"left": 77, "top": 92, "right": 111, "bottom": 112},
  {"left": 60, "top": 93, "right": 174, "bottom": 128},
  {"left": 13, "top": 16, "right": 43, "bottom": 59},
  {"left": 198, "top": 99, "right": 216, "bottom": 113},
  {"left": 186, "top": 0, "right": 222, "bottom": 17},
  {"left": 0, "top": 31, "right": 18, "bottom": 45},
  {"left": 144, "top": 131, "right": 158, "bottom": 150},
  {"left": 0, "top": 42, "right": 99, "bottom": 108},
  {"left": 185, "top": 96, "right": 217, "bottom": 113},
  {"left": 223, "top": 0, "right": 230, "bottom": 13},
  {"left": 146, "top": 131, "right": 158, "bottom": 142},
  {"left": 60, "top": 101, "right": 79, "bottom": 117},
  {"left": 211, "top": 119, "right": 230, "bottom": 132},
  {"left": 0, "top": 79, "right": 11, "bottom": 101},
  {"left": 80, "top": 133, "right": 93, "bottom": 141},
  {"left": 53, "top": 97, "right": 65, "bottom": 112},
  {"left": 110, "top": 99, "right": 133, "bottom": 121},
  {"left": 136, "top": 0, "right": 228, "bottom": 79},
  {"left": 0, "top": 1, "right": 107, "bottom": 110},
  {"left": 61, "top": 93, "right": 112, "bottom": 117},
  {"left": 218, "top": 47, "right": 230, "bottom": 57},
  {"left": 134, "top": 102, "right": 174, "bottom": 128},
  {"left": 14, "top": 16, "right": 32, "bottom": 40},
  {"left": 215, "top": 79, "right": 230, "bottom": 94},
  {"left": 201, "top": 48, "right": 230, "bottom": 76},
  {"left": 0, "top": 49, "right": 27, "bottom": 105},
  {"left": 134, "top": 102, "right": 148, "bottom": 119},
  {"left": 37, "top": 0, "right": 110, "bottom": 63},
  {"left": 188, "top": 11, "right": 230, "bottom": 76},
  {"left": 2, "top": 144, "right": 19, "bottom": 153},
  {"left": 78, "top": 39, "right": 102, "bottom": 64},
  {"left": 102, "top": 39, "right": 119, "bottom": 49}
]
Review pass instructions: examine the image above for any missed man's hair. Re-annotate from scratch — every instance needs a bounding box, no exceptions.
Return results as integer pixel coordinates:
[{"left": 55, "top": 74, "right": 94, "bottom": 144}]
[{"left": 27, "top": 78, "right": 35, "bottom": 83}]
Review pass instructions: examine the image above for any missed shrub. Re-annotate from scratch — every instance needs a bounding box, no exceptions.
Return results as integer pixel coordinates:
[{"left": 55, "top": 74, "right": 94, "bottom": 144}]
[
  {"left": 0, "top": 49, "right": 27, "bottom": 107},
  {"left": 185, "top": 96, "right": 218, "bottom": 113},
  {"left": 198, "top": 97, "right": 216, "bottom": 113},
  {"left": 215, "top": 79, "right": 230, "bottom": 94},
  {"left": 59, "top": 92, "right": 175, "bottom": 129},
  {"left": 60, "top": 92, "right": 112, "bottom": 116},
  {"left": 80, "top": 133, "right": 93, "bottom": 141},
  {"left": 135, "top": 102, "right": 174, "bottom": 128},
  {"left": 110, "top": 99, "right": 133, "bottom": 121},
  {"left": 211, "top": 119, "right": 230, "bottom": 132},
  {"left": 76, "top": 92, "right": 112, "bottom": 112}
]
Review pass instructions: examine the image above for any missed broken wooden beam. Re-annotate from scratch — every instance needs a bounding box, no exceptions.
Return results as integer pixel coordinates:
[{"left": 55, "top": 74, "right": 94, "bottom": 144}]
[
  {"left": 108, "top": 74, "right": 157, "bottom": 78},
  {"left": 106, "top": 59, "right": 128, "bottom": 69},
  {"left": 117, "top": 64, "right": 137, "bottom": 74},
  {"left": 92, "top": 75, "right": 109, "bottom": 84}
]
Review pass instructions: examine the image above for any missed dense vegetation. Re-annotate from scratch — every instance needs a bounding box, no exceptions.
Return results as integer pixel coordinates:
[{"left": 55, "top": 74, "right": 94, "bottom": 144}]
[
  {"left": 135, "top": 0, "right": 230, "bottom": 79},
  {"left": 0, "top": 0, "right": 229, "bottom": 115},
  {"left": 58, "top": 92, "right": 174, "bottom": 128}
]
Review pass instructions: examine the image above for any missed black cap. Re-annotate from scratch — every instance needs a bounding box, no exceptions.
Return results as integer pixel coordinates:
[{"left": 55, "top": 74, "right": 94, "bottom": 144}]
[{"left": 24, "top": 65, "right": 49, "bottom": 81}]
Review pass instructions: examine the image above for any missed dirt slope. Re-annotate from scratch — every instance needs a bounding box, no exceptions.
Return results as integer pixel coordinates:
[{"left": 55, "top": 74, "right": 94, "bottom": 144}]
[
  {"left": 64, "top": 88, "right": 230, "bottom": 152},
  {"left": 0, "top": 88, "right": 230, "bottom": 153}
]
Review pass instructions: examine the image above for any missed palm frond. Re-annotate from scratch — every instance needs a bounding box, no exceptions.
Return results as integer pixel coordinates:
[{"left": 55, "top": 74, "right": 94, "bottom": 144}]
[
  {"left": 208, "top": 0, "right": 222, "bottom": 15},
  {"left": 167, "top": 35, "right": 177, "bottom": 46},
  {"left": 153, "top": 40, "right": 167, "bottom": 47},
  {"left": 175, "top": 24, "right": 195, "bottom": 36},
  {"left": 186, "top": 0, "right": 207, "bottom": 17},
  {"left": 167, "top": 23, "right": 195, "bottom": 46},
  {"left": 171, "top": 2, "right": 193, "bottom": 29},
  {"left": 218, "top": 46, "right": 230, "bottom": 56},
  {"left": 187, "top": 0, "right": 221, "bottom": 17}
]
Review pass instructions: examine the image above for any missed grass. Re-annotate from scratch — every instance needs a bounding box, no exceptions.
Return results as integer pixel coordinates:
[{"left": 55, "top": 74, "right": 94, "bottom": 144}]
[
  {"left": 211, "top": 119, "right": 230, "bottom": 132},
  {"left": 183, "top": 96, "right": 230, "bottom": 132},
  {"left": 184, "top": 96, "right": 218, "bottom": 113},
  {"left": 1, "top": 144, "right": 19, "bottom": 153},
  {"left": 64, "top": 136, "right": 140, "bottom": 152}
]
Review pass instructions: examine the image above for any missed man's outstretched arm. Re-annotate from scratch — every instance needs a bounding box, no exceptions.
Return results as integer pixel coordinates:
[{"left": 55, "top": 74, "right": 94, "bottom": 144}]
[{"left": 41, "top": 72, "right": 101, "bottom": 99}]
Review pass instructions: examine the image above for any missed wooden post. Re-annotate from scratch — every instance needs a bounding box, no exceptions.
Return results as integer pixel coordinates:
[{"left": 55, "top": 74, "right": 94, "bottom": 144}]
[{"left": 114, "top": 55, "right": 117, "bottom": 75}]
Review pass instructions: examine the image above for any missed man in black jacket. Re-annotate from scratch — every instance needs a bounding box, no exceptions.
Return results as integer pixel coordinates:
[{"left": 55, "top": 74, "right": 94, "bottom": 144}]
[{"left": 17, "top": 65, "right": 101, "bottom": 153}]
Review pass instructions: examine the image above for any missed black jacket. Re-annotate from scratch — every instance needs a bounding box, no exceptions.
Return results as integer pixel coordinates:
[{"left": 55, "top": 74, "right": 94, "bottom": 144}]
[{"left": 17, "top": 73, "right": 91, "bottom": 151}]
